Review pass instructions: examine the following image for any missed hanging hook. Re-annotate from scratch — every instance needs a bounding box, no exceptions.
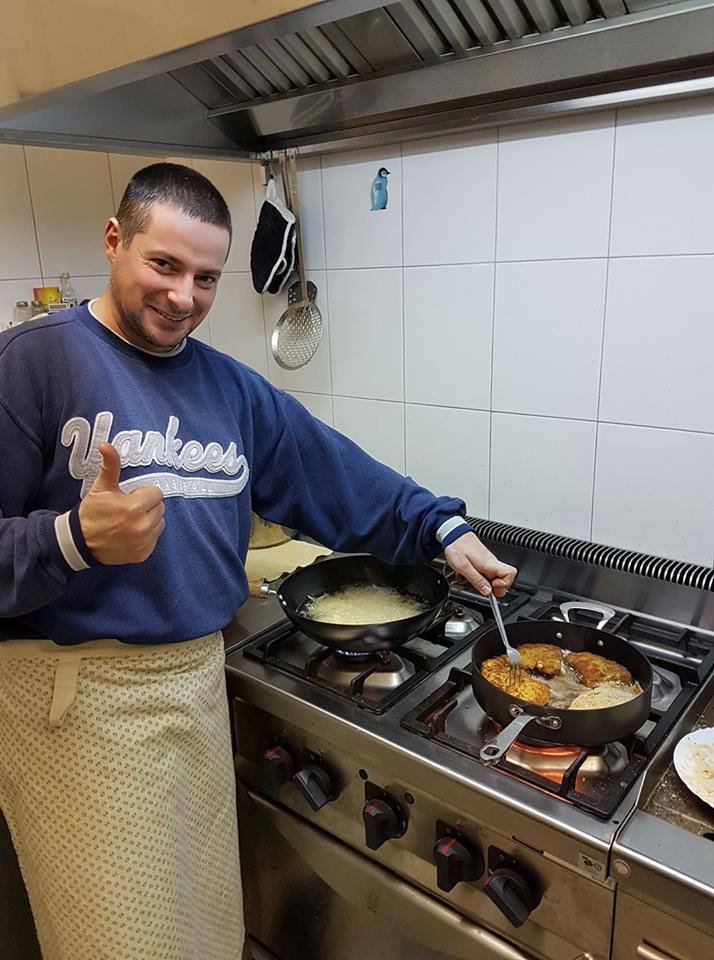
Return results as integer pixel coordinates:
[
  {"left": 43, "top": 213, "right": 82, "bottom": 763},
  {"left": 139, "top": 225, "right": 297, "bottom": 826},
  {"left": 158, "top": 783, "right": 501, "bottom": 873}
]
[{"left": 260, "top": 151, "right": 277, "bottom": 187}]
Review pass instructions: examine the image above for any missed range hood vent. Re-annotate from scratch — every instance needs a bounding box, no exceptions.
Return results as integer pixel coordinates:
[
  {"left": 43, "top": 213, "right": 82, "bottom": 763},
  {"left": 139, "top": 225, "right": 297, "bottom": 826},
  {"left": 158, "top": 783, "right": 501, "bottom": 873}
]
[
  {"left": 186, "top": 0, "right": 627, "bottom": 107},
  {"left": 3, "top": 0, "right": 714, "bottom": 157}
]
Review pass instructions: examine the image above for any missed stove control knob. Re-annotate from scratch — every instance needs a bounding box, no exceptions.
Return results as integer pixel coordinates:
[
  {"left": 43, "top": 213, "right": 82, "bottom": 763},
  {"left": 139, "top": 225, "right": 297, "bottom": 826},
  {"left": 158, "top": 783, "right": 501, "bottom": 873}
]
[
  {"left": 294, "top": 764, "right": 334, "bottom": 811},
  {"left": 484, "top": 868, "right": 538, "bottom": 928},
  {"left": 263, "top": 745, "right": 295, "bottom": 791},
  {"left": 362, "top": 797, "right": 406, "bottom": 850},
  {"left": 433, "top": 836, "right": 483, "bottom": 892}
]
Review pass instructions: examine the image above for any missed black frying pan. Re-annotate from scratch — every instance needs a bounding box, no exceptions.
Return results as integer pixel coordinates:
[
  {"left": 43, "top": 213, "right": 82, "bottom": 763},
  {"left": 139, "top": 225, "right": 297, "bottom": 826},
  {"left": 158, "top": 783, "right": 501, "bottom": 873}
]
[
  {"left": 275, "top": 554, "right": 449, "bottom": 653},
  {"left": 472, "top": 602, "right": 653, "bottom": 762}
]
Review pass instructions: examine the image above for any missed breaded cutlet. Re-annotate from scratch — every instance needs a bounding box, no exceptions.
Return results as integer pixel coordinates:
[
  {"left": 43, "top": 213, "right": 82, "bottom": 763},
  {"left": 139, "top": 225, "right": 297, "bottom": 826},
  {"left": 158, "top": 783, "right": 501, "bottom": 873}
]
[
  {"left": 565, "top": 651, "right": 633, "bottom": 688},
  {"left": 480, "top": 655, "right": 551, "bottom": 706},
  {"left": 516, "top": 643, "right": 562, "bottom": 677}
]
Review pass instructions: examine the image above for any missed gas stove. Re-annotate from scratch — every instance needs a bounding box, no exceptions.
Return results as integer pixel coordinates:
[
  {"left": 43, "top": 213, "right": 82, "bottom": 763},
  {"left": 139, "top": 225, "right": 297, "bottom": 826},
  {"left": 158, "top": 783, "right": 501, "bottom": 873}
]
[{"left": 226, "top": 548, "right": 714, "bottom": 960}]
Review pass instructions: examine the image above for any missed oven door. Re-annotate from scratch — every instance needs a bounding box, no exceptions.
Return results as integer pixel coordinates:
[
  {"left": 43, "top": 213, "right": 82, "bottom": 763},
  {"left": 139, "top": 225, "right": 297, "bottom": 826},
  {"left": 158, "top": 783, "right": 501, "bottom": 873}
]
[{"left": 238, "top": 784, "right": 537, "bottom": 960}]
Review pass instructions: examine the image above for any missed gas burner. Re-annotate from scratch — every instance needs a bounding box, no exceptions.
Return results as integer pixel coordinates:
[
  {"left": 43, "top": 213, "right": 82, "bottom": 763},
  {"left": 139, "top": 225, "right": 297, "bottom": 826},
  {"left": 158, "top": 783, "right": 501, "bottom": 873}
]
[
  {"left": 445, "top": 605, "right": 482, "bottom": 638},
  {"left": 316, "top": 649, "right": 415, "bottom": 697},
  {"left": 401, "top": 666, "right": 658, "bottom": 818},
  {"left": 503, "top": 738, "right": 629, "bottom": 785},
  {"left": 241, "top": 589, "right": 534, "bottom": 715},
  {"left": 650, "top": 663, "right": 682, "bottom": 712}
]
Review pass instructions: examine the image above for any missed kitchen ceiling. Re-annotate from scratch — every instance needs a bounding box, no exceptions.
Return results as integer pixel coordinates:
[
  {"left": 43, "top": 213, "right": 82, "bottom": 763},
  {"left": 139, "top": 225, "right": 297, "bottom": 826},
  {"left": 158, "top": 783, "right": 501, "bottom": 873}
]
[{"left": 3, "top": 0, "right": 714, "bottom": 157}]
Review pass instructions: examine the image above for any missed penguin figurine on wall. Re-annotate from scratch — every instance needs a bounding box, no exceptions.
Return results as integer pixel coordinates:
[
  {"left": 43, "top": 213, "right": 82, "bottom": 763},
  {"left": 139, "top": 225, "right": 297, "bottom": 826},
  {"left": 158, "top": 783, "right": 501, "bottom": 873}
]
[{"left": 370, "top": 167, "right": 390, "bottom": 211}]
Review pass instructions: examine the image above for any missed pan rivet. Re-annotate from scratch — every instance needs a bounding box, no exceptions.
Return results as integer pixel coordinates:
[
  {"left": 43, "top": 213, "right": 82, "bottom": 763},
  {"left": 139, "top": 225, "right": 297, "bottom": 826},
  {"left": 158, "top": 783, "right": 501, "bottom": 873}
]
[
  {"left": 597, "top": 639, "right": 604, "bottom": 647},
  {"left": 555, "top": 631, "right": 563, "bottom": 640},
  {"left": 613, "top": 859, "right": 631, "bottom": 878}
]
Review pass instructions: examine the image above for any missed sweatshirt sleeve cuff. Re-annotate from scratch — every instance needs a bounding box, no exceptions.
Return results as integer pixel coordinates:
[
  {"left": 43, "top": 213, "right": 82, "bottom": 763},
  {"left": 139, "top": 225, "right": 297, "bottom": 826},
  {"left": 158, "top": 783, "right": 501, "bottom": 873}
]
[
  {"left": 436, "top": 517, "right": 473, "bottom": 550},
  {"left": 54, "top": 507, "right": 98, "bottom": 571}
]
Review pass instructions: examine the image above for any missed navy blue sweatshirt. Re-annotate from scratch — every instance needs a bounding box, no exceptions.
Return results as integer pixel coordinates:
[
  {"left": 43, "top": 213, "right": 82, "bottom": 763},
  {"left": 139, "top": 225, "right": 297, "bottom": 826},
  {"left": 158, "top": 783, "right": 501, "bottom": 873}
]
[{"left": 0, "top": 305, "right": 471, "bottom": 645}]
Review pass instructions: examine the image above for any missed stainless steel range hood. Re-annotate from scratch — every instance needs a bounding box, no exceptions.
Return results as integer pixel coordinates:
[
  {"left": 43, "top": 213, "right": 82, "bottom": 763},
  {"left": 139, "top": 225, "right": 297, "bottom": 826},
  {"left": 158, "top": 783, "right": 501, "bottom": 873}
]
[{"left": 3, "top": 0, "right": 714, "bottom": 159}]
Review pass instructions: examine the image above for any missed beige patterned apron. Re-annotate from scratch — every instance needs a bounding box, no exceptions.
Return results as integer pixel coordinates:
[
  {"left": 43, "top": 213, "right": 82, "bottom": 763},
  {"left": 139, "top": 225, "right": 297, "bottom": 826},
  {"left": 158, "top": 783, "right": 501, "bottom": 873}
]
[{"left": 0, "top": 632, "right": 244, "bottom": 960}]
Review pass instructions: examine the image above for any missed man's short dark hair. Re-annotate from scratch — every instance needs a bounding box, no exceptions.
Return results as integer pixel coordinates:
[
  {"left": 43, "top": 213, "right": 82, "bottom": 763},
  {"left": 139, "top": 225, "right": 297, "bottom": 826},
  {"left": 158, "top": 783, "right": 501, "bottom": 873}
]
[{"left": 116, "top": 162, "right": 232, "bottom": 248}]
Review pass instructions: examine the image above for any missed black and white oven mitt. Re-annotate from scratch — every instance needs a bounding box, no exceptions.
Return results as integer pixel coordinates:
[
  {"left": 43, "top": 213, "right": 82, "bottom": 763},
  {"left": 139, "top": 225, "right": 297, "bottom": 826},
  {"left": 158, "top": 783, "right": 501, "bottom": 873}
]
[{"left": 250, "top": 177, "right": 296, "bottom": 295}]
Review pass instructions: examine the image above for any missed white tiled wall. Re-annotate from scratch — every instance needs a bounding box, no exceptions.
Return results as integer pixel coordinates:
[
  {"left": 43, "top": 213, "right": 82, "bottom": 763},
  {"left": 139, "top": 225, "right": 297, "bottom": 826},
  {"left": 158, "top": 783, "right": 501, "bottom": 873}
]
[{"left": 3, "top": 93, "right": 714, "bottom": 565}]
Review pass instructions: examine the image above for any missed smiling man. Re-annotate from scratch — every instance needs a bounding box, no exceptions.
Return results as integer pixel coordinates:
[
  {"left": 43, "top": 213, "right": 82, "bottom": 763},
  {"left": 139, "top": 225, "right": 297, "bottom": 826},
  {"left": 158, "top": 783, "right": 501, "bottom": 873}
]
[
  {"left": 0, "top": 163, "right": 516, "bottom": 960},
  {"left": 97, "top": 182, "right": 227, "bottom": 352}
]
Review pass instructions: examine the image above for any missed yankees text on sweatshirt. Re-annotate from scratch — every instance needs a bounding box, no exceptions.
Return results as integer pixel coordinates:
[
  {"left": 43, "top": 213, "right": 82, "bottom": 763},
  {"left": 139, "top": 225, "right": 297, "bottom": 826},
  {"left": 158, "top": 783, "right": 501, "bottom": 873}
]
[{"left": 0, "top": 304, "right": 472, "bottom": 645}]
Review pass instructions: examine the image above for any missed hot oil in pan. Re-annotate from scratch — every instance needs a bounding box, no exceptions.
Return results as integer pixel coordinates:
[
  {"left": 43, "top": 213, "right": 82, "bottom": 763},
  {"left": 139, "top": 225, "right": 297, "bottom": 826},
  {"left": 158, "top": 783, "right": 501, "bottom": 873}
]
[
  {"left": 538, "top": 654, "right": 642, "bottom": 709},
  {"left": 542, "top": 657, "right": 590, "bottom": 709},
  {"left": 301, "top": 584, "right": 428, "bottom": 625}
]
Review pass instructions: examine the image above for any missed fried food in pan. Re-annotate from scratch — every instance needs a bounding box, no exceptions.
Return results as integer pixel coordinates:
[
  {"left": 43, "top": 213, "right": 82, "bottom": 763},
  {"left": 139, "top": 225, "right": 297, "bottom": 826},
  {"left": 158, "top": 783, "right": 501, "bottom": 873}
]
[
  {"left": 480, "top": 655, "right": 551, "bottom": 706},
  {"left": 565, "top": 651, "right": 633, "bottom": 688},
  {"left": 516, "top": 643, "right": 562, "bottom": 677}
]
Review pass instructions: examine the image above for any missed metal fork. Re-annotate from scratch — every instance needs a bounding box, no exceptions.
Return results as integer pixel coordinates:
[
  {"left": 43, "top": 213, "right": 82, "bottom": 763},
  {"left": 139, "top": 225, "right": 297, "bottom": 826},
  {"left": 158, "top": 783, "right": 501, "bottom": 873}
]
[{"left": 489, "top": 593, "right": 522, "bottom": 684}]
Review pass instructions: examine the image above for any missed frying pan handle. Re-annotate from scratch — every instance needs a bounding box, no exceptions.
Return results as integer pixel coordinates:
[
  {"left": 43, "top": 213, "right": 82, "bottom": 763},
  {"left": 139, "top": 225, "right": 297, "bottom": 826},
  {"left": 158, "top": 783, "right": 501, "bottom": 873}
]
[
  {"left": 248, "top": 578, "right": 278, "bottom": 599},
  {"left": 479, "top": 712, "right": 537, "bottom": 764},
  {"left": 559, "top": 601, "right": 616, "bottom": 631}
]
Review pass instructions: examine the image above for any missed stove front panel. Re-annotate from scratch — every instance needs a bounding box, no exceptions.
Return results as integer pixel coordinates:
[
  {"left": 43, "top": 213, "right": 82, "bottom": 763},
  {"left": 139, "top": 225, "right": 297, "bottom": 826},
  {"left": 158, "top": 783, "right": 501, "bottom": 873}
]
[
  {"left": 238, "top": 784, "right": 539, "bottom": 960},
  {"left": 233, "top": 698, "right": 614, "bottom": 960}
]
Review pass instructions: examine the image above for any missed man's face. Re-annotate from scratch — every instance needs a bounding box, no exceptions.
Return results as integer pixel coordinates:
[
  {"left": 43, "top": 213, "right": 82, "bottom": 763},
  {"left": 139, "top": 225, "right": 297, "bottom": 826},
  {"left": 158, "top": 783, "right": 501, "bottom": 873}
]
[{"left": 105, "top": 202, "right": 230, "bottom": 353}]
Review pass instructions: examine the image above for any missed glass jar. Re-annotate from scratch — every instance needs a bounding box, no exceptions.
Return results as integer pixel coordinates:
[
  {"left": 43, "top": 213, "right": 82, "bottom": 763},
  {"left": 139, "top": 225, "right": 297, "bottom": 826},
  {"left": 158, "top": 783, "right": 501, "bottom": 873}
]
[
  {"left": 31, "top": 299, "right": 47, "bottom": 317},
  {"left": 58, "top": 272, "right": 78, "bottom": 306},
  {"left": 11, "top": 301, "right": 31, "bottom": 327}
]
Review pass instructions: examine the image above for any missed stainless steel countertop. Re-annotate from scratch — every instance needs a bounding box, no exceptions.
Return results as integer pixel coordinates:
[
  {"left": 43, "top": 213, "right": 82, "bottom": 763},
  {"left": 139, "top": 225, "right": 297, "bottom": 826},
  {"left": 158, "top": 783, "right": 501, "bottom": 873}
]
[
  {"left": 612, "top": 675, "right": 714, "bottom": 928},
  {"left": 222, "top": 595, "right": 286, "bottom": 652}
]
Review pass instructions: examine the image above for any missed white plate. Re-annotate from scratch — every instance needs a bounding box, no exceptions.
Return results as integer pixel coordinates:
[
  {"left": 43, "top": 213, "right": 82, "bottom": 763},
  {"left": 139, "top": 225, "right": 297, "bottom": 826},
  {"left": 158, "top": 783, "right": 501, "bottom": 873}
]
[{"left": 673, "top": 727, "right": 714, "bottom": 809}]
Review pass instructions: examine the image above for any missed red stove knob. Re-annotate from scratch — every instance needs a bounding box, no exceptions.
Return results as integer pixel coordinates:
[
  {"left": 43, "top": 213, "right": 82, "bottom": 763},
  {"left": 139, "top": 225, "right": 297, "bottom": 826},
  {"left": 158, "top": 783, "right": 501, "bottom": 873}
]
[
  {"left": 362, "top": 797, "right": 406, "bottom": 850},
  {"left": 433, "top": 835, "right": 483, "bottom": 892},
  {"left": 294, "top": 764, "right": 335, "bottom": 811},
  {"left": 484, "top": 867, "right": 538, "bottom": 927},
  {"left": 263, "top": 745, "right": 295, "bottom": 791}
]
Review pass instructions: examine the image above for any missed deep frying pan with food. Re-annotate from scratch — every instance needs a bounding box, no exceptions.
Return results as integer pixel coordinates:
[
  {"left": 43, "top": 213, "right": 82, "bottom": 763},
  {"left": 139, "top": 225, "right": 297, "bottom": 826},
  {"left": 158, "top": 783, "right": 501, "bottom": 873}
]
[
  {"left": 251, "top": 554, "right": 449, "bottom": 653},
  {"left": 473, "top": 602, "right": 653, "bottom": 763}
]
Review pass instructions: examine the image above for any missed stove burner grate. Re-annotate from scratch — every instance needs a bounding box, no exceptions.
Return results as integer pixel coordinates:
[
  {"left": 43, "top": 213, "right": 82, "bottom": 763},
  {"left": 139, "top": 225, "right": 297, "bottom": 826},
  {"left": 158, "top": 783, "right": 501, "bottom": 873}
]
[
  {"left": 241, "top": 594, "right": 533, "bottom": 714},
  {"left": 401, "top": 665, "right": 699, "bottom": 819}
]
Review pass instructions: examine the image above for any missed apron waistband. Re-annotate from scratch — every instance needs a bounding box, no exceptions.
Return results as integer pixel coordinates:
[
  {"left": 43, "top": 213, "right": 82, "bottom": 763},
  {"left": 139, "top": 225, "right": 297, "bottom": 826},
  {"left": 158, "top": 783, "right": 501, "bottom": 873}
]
[{"left": 0, "top": 632, "right": 222, "bottom": 730}]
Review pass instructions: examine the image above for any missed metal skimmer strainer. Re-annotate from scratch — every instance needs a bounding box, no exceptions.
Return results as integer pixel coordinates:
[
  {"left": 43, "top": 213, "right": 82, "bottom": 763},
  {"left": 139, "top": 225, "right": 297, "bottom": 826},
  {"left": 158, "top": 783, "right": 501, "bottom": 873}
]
[{"left": 270, "top": 155, "right": 323, "bottom": 370}]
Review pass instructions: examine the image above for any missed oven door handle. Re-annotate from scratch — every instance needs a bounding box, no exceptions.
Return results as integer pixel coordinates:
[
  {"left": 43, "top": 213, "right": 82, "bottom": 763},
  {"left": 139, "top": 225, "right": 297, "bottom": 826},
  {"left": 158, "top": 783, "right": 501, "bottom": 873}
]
[{"left": 246, "top": 788, "right": 536, "bottom": 960}]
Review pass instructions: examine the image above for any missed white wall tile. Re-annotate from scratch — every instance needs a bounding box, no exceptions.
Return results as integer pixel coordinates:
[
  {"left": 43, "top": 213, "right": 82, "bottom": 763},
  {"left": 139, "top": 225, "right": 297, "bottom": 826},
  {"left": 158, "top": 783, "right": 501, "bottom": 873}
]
[
  {"left": 403, "top": 130, "right": 496, "bottom": 266},
  {"left": 333, "top": 396, "right": 405, "bottom": 473},
  {"left": 26, "top": 147, "right": 113, "bottom": 277},
  {"left": 323, "top": 146, "right": 401, "bottom": 269},
  {"left": 404, "top": 264, "right": 493, "bottom": 409},
  {"left": 493, "top": 259, "right": 607, "bottom": 419},
  {"left": 288, "top": 391, "right": 333, "bottom": 426},
  {"left": 490, "top": 413, "right": 597, "bottom": 539},
  {"left": 0, "top": 146, "right": 41, "bottom": 280},
  {"left": 190, "top": 318, "right": 212, "bottom": 346},
  {"left": 192, "top": 158, "right": 255, "bottom": 273},
  {"left": 297, "top": 156, "right": 325, "bottom": 271},
  {"left": 263, "top": 270, "right": 331, "bottom": 394},
  {"left": 611, "top": 97, "right": 714, "bottom": 256},
  {"left": 497, "top": 114, "right": 615, "bottom": 261},
  {"left": 592, "top": 423, "right": 714, "bottom": 565},
  {"left": 0, "top": 277, "right": 43, "bottom": 330},
  {"left": 406, "top": 404, "right": 490, "bottom": 514},
  {"left": 208, "top": 272, "right": 267, "bottom": 377},
  {"left": 600, "top": 257, "right": 714, "bottom": 434},
  {"left": 328, "top": 268, "right": 403, "bottom": 401},
  {"left": 108, "top": 153, "right": 159, "bottom": 208}
]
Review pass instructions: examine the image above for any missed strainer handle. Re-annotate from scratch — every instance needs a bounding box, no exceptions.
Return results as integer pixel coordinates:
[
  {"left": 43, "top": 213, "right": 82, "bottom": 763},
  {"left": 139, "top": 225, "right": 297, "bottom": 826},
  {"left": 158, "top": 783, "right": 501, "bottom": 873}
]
[{"left": 287, "top": 153, "right": 308, "bottom": 302}]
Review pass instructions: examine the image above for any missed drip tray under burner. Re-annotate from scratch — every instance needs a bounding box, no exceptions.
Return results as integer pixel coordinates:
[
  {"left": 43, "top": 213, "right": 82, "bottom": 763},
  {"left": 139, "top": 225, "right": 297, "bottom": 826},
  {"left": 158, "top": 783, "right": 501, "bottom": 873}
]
[{"left": 316, "top": 651, "right": 416, "bottom": 696}]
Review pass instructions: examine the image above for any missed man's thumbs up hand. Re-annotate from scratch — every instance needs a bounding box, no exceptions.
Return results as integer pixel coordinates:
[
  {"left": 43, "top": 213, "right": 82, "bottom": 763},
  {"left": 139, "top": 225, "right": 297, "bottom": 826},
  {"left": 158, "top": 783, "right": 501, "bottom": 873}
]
[
  {"left": 78, "top": 443, "right": 166, "bottom": 564},
  {"left": 90, "top": 441, "right": 123, "bottom": 493}
]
